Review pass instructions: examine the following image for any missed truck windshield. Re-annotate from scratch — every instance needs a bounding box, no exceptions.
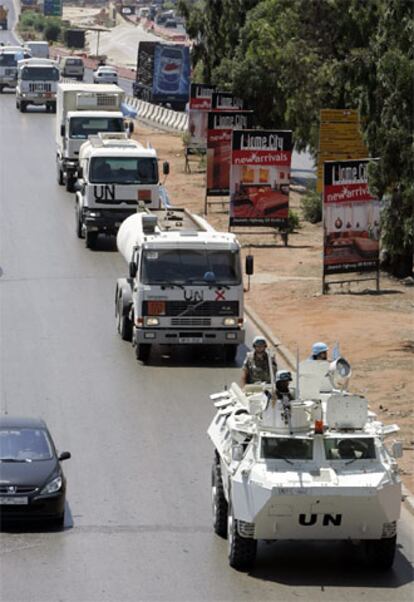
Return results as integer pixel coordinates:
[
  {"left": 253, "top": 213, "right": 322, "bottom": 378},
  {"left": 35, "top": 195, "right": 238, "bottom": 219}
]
[
  {"left": 20, "top": 67, "right": 59, "bottom": 81},
  {"left": 261, "top": 437, "right": 313, "bottom": 460},
  {"left": 69, "top": 117, "right": 124, "bottom": 140},
  {"left": 324, "top": 437, "right": 376, "bottom": 461},
  {"left": 142, "top": 249, "right": 241, "bottom": 286},
  {"left": 0, "top": 54, "right": 18, "bottom": 66},
  {"left": 89, "top": 157, "right": 158, "bottom": 184}
]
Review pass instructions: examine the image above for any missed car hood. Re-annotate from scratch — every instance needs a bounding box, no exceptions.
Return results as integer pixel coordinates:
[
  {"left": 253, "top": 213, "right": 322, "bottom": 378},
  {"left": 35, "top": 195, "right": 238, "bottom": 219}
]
[{"left": 0, "top": 459, "right": 58, "bottom": 487}]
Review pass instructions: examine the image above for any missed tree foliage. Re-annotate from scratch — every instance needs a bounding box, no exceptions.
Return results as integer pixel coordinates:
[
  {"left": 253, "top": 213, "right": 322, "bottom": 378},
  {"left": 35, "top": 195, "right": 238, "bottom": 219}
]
[{"left": 179, "top": 0, "right": 413, "bottom": 276}]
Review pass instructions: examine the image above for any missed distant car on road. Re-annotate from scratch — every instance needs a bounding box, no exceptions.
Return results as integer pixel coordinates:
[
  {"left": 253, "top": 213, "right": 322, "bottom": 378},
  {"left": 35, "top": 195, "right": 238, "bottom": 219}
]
[
  {"left": 93, "top": 66, "right": 118, "bottom": 85},
  {"left": 59, "top": 56, "right": 84, "bottom": 81},
  {"left": 0, "top": 416, "right": 71, "bottom": 527}
]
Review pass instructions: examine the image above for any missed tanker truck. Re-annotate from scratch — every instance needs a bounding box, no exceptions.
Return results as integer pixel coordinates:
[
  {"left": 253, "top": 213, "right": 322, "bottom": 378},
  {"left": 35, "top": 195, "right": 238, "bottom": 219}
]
[
  {"left": 56, "top": 82, "right": 128, "bottom": 192},
  {"left": 115, "top": 209, "right": 253, "bottom": 363},
  {"left": 75, "top": 132, "right": 170, "bottom": 249}
]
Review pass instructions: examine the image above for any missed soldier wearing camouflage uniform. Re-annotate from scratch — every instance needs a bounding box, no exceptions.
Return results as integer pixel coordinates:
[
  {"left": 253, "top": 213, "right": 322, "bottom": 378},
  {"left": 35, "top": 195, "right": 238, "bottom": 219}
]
[{"left": 241, "top": 336, "right": 277, "bottom": 386}]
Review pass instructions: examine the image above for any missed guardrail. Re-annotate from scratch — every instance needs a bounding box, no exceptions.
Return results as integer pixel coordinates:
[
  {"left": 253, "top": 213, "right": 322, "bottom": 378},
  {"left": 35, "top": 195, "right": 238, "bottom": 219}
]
[{"left": 124, "top": 94, "right": 189, "bottom": 134}]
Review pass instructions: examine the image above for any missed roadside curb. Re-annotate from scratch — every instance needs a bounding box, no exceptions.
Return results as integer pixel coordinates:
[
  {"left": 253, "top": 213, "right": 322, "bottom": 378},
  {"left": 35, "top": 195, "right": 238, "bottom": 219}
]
[{"left": 244, "top": 305, "right": 414, "bottom": 514}]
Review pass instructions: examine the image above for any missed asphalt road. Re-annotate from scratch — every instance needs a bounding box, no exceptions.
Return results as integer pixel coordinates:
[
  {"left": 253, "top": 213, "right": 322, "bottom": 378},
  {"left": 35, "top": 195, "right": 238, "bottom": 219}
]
[{"left": 0, "top": 11, "right": 413, "bottom": 602}]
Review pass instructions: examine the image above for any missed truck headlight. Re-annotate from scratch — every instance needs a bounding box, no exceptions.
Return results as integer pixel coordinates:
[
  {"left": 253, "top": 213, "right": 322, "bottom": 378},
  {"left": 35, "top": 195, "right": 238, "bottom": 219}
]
[
  {"left": 40, "top": 476, "right": 62, "bottom": 495},
  {"left": 87, "top": 211, "right": 101, "bottom": 218},
  {"left": 146, "top": 317, "right": 159, "bottom": 326},
  {"left": 223, "top": 317, "right": 236, "bottom": 326}
]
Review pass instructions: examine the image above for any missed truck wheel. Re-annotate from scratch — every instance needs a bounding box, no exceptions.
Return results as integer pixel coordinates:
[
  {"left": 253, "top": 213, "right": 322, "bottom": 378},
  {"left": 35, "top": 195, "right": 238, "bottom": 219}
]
[
  {"left": 212, "top": 461, "right": 228, "bottom": 538},
  {"left": 66, "top": 176, "right": 75, "bottom": 192},
  {"left": 135, "top": 343, "right": 151, "bottom": 363},
  {"left": 225, "top": 345, "right": 238, "bottom": 364},
  {"left": 51, "top": 102, "right": 56, "bottom": 113},
  {"left": 228, "top": 504, "right": 257, "bottom": 571},
  {"left": 20, "top": 101, "right": 26, "bottom": 113},
  {"left": 85, "top": 230, "right": 98, "bottom": 250},
  {"left": 365, "top": 535, "right": 396, "bottom": 570},
  {"left": 0, "top": 86, "right": 4, "bottom": 94},
  {"left": 57, "top": 166, "right": 64, "bottom": 185},
  {"left": 117, "top": 297, "right": 133, "bottom": 342},
  {"left": 16, "top": 100, "right": 19, "bottom": 109},
  {"left": 75, "top": 205, "right": 84, "bottom": 238}
]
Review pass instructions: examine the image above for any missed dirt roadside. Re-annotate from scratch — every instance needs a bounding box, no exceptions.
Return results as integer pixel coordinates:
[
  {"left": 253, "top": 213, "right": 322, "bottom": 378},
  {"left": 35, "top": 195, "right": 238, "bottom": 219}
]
[{"left": 131, "top": 122, "right": 414, "bottom": 492}]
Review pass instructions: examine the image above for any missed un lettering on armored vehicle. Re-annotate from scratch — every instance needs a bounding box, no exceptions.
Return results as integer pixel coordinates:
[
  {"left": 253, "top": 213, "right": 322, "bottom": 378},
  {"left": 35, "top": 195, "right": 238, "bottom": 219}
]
[{"left": 208, "top": 358, "right": 402, "bottom": 571}]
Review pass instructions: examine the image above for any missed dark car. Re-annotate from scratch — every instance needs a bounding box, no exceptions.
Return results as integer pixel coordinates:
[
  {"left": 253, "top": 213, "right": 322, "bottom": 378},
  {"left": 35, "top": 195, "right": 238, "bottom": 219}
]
[{"left": 0, "top": 416, "right": 71, "bottom": 527}]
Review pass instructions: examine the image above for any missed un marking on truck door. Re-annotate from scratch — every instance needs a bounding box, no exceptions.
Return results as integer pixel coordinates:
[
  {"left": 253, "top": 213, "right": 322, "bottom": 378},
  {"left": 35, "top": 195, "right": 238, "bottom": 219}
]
[
  {"left": 94, "top": 185, "right": 115, "bottom": 201},
  {"left": 299, "top": 513, "right": 342, "bottom": 526}
]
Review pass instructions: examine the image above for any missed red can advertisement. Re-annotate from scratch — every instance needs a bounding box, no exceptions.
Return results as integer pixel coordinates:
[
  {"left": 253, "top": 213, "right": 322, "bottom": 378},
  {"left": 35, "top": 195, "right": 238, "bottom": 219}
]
[
  {"left": 229, "top": 130, "right": 292, "bottom": 226},
  {"left": 207, "top": 112, "right": 254, "bottom": 196},
  {"left": 323, "top": 159, "right": 380, "bottom": 274},
  {"left": 188, "top": 83, "right": 216, "bottom": 149}
]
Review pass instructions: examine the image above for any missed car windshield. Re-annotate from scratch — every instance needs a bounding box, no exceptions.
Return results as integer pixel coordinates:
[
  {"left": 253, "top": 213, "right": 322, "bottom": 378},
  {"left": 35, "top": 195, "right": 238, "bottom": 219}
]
[
  {"left": 324, "top": 437, "right": 376, "bottom": 461},
  {"left": 69, "top": 117, "right": 124, "bottom": 140},
  {"left": 0, "top": 428, "right": 53, "bottom": 461},
  {"left": 20, "top": 67, "right": 59, "bottom": 81},
  {"left": 141, "top": 249, "right": 241, "bottom": 285},
  {"left": 89, "top": 156, "right": 158, "bottom": 184},
  {"left": 261, "top": 436, "right": 314, "bottom": 460}
]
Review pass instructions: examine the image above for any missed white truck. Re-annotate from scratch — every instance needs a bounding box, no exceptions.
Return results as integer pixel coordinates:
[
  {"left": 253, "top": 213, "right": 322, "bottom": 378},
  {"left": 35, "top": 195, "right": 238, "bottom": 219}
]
[
  {"left": 115, "top": 210, "right": 253, "bottom": 363},
  {"left": 0, "top": 46, "right": 31, "bottom": 93},
  {"left": 16, "top": 58, "right": 59, "bottom": 112},
  {"left": 23, "top": 41, "right": 49, "bottom": 59},
  {"left": 75, "top": 132, "right": 169, "bottom": 249},
  {"left": 208, "top": 358, "right": 403, "bottom": 571},
  {"left": 56, "top": 82, "right": 128, "bottom": 192}
]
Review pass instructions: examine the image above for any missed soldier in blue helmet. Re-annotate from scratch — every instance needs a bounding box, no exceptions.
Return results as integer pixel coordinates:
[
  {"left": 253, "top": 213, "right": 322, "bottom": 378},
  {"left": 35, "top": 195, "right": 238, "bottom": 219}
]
[
  {"left": 311, "top": 341, "right": 329, "bottom": 360},
  {"left": 241, "top": 336, "right": 277, "bottom": 386}
]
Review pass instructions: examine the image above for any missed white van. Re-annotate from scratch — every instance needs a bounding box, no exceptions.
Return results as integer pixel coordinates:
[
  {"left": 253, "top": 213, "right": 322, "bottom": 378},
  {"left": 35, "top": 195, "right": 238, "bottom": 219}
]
[
  {"left": 59, "top": 56, "right": 84, "bottom": 80},
  {"left": 24, "top": 41, "right": 50, "bottom": 59}
]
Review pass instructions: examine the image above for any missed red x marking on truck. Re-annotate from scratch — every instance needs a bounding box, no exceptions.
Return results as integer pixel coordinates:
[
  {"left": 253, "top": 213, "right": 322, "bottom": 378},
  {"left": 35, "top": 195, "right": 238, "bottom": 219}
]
[{"left": 215, "top": 289, "right": 225, "bottom": 301}]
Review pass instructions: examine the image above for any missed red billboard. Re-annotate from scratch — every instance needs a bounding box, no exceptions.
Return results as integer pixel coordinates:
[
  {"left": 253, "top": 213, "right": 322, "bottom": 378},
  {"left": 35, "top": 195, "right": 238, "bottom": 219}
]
[
  {"left": 323, "top": 159, "right": 380, "bottom": 274},
  {"left": 207, "top": 112, "right": 254, "bottom": 196},
  {"left": 229, "top": 130, "right": 292, "bottom": 226},
  {"left": 188, "top": 83, "right": 216, "bottom": 149}
]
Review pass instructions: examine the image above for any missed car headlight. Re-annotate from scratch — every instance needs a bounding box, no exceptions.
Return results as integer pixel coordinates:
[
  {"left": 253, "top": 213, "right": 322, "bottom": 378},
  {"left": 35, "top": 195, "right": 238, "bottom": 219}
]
[
  {"left": 146, "top": 317, "right": 159, "bottom": 326},
  {"left": 223, "top": 317, "right": 237, "bottom": 326},
  {"left": 40, "top": 475, "right": 63, "bottom": 495}
]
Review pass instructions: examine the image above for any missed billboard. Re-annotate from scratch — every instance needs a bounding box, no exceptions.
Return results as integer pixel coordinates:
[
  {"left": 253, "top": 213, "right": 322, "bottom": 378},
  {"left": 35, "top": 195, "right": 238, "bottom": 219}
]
[
  {"left": 211, "top": 92, "right": 245, "bottom": 111},
  {"left": 153, "top": 44, "right": 190, "bottom": 102},
  {"left": 323, "top": 159, "right": 380, "bottom": 275},
  {"left": 317, "top": 109, "right": 368, "bottom": 193},
  {"left": 188, "top": 84, "right": 216, "bottom": 149},
  {"left": 43, "top": 0, "right": 62, "bottom": 16},
  {"left": 206, "top": 111, "right": 254, "bottom": 196},
  {"left": 229, "top": 130, "right": 293, "bottom": 227}
]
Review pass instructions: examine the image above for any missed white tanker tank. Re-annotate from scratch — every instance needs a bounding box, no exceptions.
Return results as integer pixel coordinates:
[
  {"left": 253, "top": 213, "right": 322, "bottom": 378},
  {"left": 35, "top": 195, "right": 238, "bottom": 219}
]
[{"left": 208, "top": 357, "right": 403, "bottom": 571}]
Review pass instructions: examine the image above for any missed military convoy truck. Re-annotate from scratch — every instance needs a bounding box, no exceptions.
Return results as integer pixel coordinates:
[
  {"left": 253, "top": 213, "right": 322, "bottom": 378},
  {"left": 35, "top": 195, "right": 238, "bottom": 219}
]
[
  {"left": 0, "top": 46, "right": 31, "bottom": 92},
  {"left": 208, "top": 357, "right": 403, "bottom": 571},
  {"left": 132, "top": 41, "right": 190, "bottom": 111},
  {"left": 75, "top": 132, "right": 168, "bottom": 249},
  {"left": 56, "top": 82, "right": 126, "bottom": 192},
  {"left": 16, "top": 58, "right": 59, "bottom": 112},
  {"left": 115, "top": 209, "right": 252, "bottom": 362}
]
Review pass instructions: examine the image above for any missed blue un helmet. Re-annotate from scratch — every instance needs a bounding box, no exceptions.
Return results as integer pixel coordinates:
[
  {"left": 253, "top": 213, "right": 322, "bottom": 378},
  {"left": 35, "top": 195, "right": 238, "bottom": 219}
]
[
  {"left": 252, "top": 336, "right": 267, "bottom": 348},
  {"left": 311, "top": 341, "right": 329, "bottom": 360},
  {"left": 276, "top": 370, "right": 292, "bottom": 382}
]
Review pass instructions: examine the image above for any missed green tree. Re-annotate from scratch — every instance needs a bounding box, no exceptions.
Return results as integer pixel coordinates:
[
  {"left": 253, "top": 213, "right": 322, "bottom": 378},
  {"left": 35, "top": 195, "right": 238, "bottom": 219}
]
[{"left": 44, "top": 22, "right": 60, "bottom": 42}]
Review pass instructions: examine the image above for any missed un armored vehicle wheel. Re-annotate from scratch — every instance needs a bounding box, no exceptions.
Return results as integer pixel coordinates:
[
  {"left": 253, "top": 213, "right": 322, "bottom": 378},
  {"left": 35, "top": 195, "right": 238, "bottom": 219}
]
[
  {"left": 211, "top": 454, "right": 227, "bottom": 537},
  {"left": 227, "top": 502, "right": 257, "bottom": 571},
  {"left": 365, "top": 535, "right": 397, "bottom": 570}
]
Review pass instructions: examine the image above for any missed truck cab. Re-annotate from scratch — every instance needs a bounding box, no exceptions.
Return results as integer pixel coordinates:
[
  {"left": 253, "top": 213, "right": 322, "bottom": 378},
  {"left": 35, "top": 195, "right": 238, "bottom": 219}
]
[
  {"left": 0, "top": 46, "right": 31, "bottom": 92},
  {"left": 16, "top": 58, "right": 59, "bottom": 112},
  {"left": 115, "top": 210, "right": 249, "bottom": 363},
  {"left": 75, "top": 133, "right": 165, "bottom": 249},
  {"left": 56, "top": 83, "right": 126, "bottom": 191}
]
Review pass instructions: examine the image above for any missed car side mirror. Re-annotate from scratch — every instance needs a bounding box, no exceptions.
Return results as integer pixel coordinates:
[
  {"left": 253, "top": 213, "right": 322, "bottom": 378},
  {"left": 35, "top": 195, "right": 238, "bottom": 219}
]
[
  {"left": 59, "top": 451, "right": 71, "bottom": 461},
  {"left": 129, "top": 261, "right": 137, "bottom": 278},
  {"left": 163, "top": 161, "right": 170, "bottom": 176},
  {"left": 245, "top": 254, "right": 254, "bottom": 275},
  {"left": 60, "top": 124, "right": 65, "bottom": 137}
]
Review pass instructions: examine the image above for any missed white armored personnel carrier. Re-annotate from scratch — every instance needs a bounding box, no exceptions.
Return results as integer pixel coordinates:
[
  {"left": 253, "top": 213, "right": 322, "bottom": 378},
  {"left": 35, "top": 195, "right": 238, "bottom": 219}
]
[{"left": 207, "top": 357, "right": 403, "bottom": 571}]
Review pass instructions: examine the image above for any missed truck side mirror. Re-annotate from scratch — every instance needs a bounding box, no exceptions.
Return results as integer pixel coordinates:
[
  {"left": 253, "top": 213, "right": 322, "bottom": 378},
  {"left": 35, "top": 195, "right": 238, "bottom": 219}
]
[
  {"left": 60, "top": 124, "right": 65, "bottom": 137},
  {"left": 74, "top": 181, "right": 82, "bottom": 192},
  {"left": 163, "top": 161, "right": 170, "bottom": 176},
  {"left": 128, "top": 121, "right": 134, "bottom": 134},
  {"left": 245, "top": 255, "right": 254, "bottom": 275},
  {"left": 129, "top": 261, "right": 137, "bottom": 278}
]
